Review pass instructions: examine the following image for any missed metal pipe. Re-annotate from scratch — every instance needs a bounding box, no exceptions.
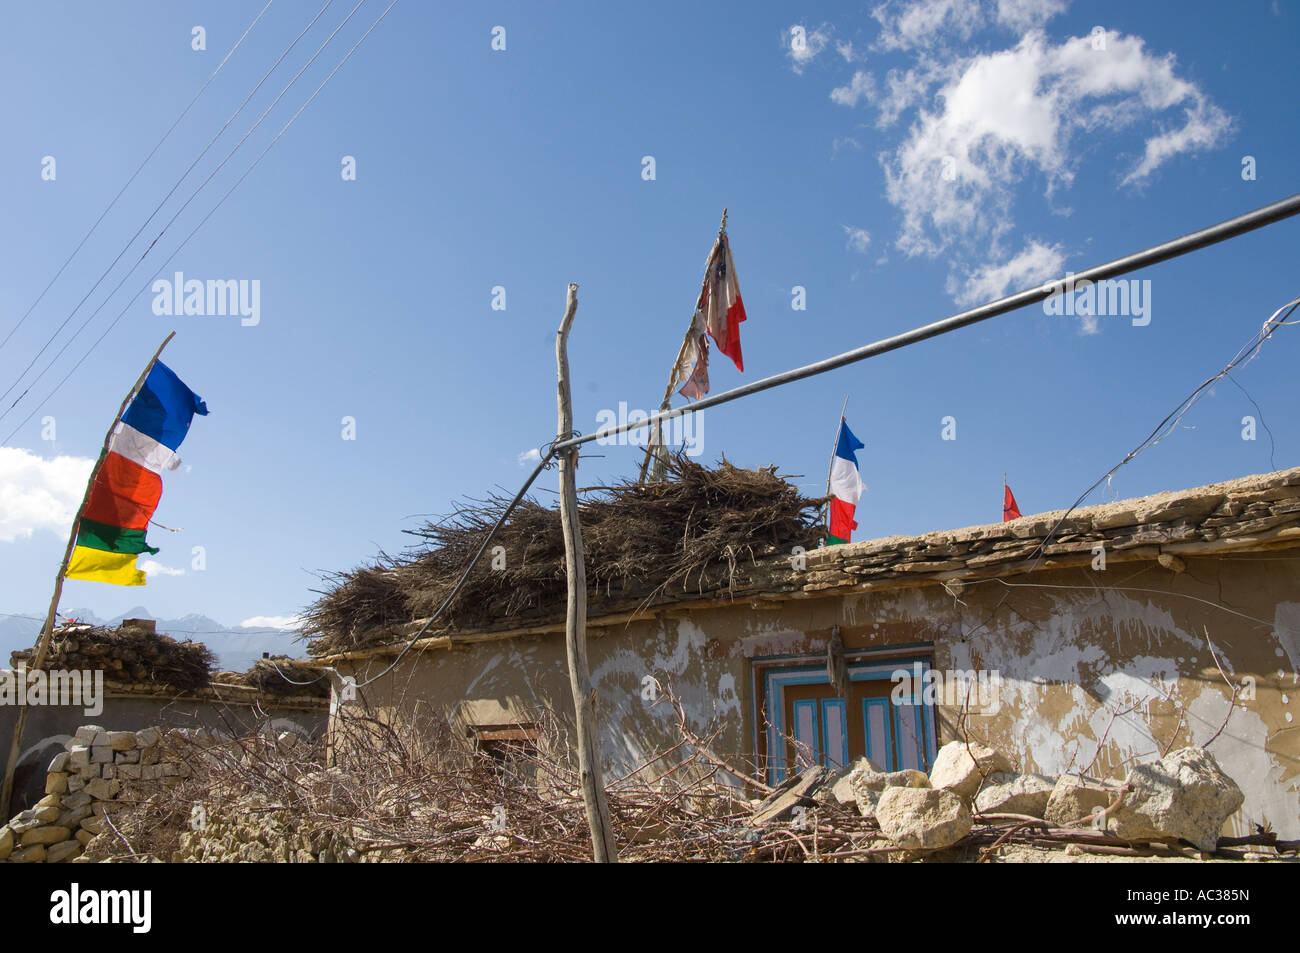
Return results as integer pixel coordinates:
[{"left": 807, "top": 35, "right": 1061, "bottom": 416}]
[{"left": 556, "top": 192, "right": 1300, "bottom": 453}]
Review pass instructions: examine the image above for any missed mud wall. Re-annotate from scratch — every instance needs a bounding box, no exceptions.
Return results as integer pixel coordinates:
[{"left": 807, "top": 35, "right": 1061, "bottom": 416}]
[{"left": 334, "top": 549, "right": 1299, "bottom": 838}]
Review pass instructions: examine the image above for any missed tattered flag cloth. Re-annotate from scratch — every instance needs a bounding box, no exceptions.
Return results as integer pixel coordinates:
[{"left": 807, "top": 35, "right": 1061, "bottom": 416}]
[
  {"left": 66, "top": 361, "right": 207, "bottom": 586},
  {"left": 827, "top": 420, "right": 867, "bottom": 545},
  {"left": 702, "top": 234, "right": 746, "bottom": 372},
  {"left": 1003, "top": 484, "right": 1021, "bottom": 522},
  {"left": 675, "top": 311, "right": 710, "bottom": 401},
  {"left": 674, "top": 233, "right": 747, "bottom": 401}
]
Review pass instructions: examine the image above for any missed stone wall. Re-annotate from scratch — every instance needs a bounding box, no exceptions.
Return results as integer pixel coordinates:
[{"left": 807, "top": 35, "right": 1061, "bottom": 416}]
[
  {"left": 0, "top": 724, "right": 191, "bottom": 863},
  {"left": 0, "top": 683, "right": 327, "bottom": 816}
]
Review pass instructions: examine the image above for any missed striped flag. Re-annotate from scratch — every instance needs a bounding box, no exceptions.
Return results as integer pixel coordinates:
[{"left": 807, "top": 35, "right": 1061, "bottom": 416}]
[
  {"left": 827, "top": 419, "right": 867, "bottom": 545},
  {"left": 65, "top": 361, "right": 207, "bottom": 586}
]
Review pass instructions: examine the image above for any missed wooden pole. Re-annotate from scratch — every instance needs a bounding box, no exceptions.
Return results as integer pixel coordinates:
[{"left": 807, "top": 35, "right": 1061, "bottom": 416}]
[
  {"left": 554, "top": 284, "right": 619, "bottom": 863},
  {"left": 637, "top": 209, "right": 729, "bottom": 483},
  {"left": 823, "top": 395, "right": 849, "bottom": 537},
  {"left": 0, "top": 332, "right": 175, "bottom": 819}
]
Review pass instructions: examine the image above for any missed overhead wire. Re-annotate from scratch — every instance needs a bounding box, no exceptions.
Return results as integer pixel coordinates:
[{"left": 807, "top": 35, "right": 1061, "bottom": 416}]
[
  {"left": 2, "top": 0, "right": 400, "bottom": 446},
  {"left": 0, "top": 0, "right": 353, "bottom": 429},
  {"left": 0, "top": 0, "right": 273, "bottom": 355},
  {"left": 959, "top": 294, "right": 1300, "bottom": 641}
]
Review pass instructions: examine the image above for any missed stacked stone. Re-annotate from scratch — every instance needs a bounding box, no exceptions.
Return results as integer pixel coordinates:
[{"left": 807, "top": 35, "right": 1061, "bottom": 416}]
[
  {"left": 0, "top": 724, "right": 189, "bottom": 864},
  {"left": 174, "top": 787, "right": 361, "bottom": 864},
  {"left": 826, "top": 741, "right": 1244, "bottom": 855}
]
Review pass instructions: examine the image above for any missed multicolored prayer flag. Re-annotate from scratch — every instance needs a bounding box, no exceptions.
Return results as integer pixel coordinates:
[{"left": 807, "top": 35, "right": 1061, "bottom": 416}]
[{"left": 65, "top": 361, "right": 207, "bottom": 586}]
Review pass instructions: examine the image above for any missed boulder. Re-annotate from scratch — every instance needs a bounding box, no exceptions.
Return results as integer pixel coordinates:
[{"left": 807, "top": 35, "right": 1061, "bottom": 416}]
[
  {"left": 48, "top": 751, "right": 70, "bottom": 773},
  {"left": 135, "top": 726, "right": 160, "bottom": 749},
  {"left": 20, "top": 825, "right": 71, "bottom": 846},
  {"left": 73, "top": 725, "right": 105, "bottom": 745},
  {"left": 8, "top": 810, "right": 45, "bottom": 834},
  {"left": 90, "top": 746, "right": 113, "bottom": 764},
  {"left": 33, "top": 804, "right": 61, "bottom": 823},
  {"left": 45, "top": 771, "right": 69, "bottom": 795},
  {"left": 10, "top": 844, "right": 47, "bottom": 863},
  {"left": 57, "top": 806, "right": 93, "bottom": 828},
  {"left": 0, "top": 825, "right": 12, "bottom": 860},
  {"left": 851, "top": 766, "right": 930, "bottom": 818},
  {"left": 83, "top": 777, "right": 120, "bottom": 800},
  {"left": 974, "top": 772, "right": 1056, "bottom": 817},
  {"left": 107, "top": 730, "right": 137, "bottom": 751},
  {"left": 67, "top": 745, "right": 91, "bottom": 770},
  {"left": 1044, "top": 775, "right": 1113, "bottom": 826},
  {"left": 928, "top": 741, "right": 1013, "bottom": 798},
  {"left": 875, "top": 787, "right": 972, "bottom": 850},
  {"left": 46, "top": 840, "right": 82, "bottom": 863},
  {"left": 1110, "top": 747, "right": 1244, "bottom": 852},
  {"left": 829, "top": 758, "right": 883, "bottom": 806}
]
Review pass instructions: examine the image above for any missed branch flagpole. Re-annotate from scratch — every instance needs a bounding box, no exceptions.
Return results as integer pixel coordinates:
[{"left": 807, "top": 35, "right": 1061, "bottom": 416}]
[
  {"left": 0, "top": 331, "right": 175, "bottom": 818},
  {"left": 823, "top": 395, "right": 849, "bottom": 537},
  {"left": 638, "top": 209, "right": 728, "bottom": 483}
]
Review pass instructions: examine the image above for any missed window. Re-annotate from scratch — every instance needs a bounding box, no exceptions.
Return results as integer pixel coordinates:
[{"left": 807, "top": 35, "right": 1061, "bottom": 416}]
[
  {"left": 755, "top": 652, "right": 938, "bottom": 785},
  {"left": 469, "top": 723, "right": 539, "bottom": 786}
]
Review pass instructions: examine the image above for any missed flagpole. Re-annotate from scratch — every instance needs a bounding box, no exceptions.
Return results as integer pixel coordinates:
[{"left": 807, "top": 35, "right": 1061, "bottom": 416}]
[
  {"left": 637, "top": 209, "right": 728, "bottom": 483},
  {"left": 0, "top": 331, "right": 175, "bottom": 818},
  {"left": 823, "top": 395, "right": 850, "bottom": 537}
]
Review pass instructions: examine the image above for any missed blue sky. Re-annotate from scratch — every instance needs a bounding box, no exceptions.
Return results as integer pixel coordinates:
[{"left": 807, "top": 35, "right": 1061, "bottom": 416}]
[{"left": 1, "top": 0, "right": 1297, "bottom": 636}]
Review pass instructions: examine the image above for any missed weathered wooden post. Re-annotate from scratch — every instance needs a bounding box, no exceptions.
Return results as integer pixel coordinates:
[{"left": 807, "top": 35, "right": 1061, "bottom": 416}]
[
  {"left": 555, "top": 282, "right": 619, "bottom": 862},
  {"left": 0, "top": 333, "right": 175, "bottom": 819}
]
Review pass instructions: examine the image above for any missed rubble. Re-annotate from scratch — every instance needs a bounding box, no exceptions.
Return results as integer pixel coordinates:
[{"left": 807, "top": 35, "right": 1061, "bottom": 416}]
[
  {"left": 974, "top": 772, "right": 1056, "bottom": 817},
  {"left": 1110, "top": 747, "right": 1245, "bottom": 852},
  {"left": 929, "top": 740, "right": 1013, "bottom": 799},
  {"left": 835, "top": 759, "right": 930, "bottom": 818},
  {"left": 876, "top": 787, "right": 972, "bottom": 851},
  {"left": 1045, "top": 774, "right": 1115, "bottom": 826}
]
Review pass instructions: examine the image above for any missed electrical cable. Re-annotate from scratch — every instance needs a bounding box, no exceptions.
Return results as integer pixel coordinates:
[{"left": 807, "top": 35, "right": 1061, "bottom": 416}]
[
  {"left": 0, "top": 1, "right": 273, "bottom": 355},
  {"left": 2, "top": 0, "right": 400, "bottom": 446},
  {"left": 0, "top": 0, "right": 353, "bottom": 426}
]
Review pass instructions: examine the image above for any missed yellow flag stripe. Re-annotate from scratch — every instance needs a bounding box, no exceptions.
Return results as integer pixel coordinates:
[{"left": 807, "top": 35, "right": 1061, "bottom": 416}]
[{"left": 66, "top": 545, "right": 146, "bottom": 587}]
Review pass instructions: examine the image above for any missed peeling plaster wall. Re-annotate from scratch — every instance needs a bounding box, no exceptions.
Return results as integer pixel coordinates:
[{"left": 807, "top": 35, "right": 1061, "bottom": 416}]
[{"left": 335, "top": 550, "right": 1300, "bottom": 838}]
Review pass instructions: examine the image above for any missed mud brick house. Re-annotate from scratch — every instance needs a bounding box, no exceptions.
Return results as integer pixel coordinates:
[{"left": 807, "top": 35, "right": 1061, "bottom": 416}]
[{"left": 313, "top": 467, "right": 1300, "bottom": 840}]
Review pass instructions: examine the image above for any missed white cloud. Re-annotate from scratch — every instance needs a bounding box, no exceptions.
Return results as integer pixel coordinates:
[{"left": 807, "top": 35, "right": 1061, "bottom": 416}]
[
  {"left": 139, "top": 560, "right": 185, "bottom": 578},
  {"left": 946, "top": 239, "right": 1064, "bottom": 306},
  {"left": 870, "top": 29, "right": 1229, "bottom": 294},
  {"left": 240, "top": 615, "right": 302, "bottom": 630},
  {"left": 788, "top": 24, "right": 832, "bottom": 74},
  {"left": 0, "top": 448, "right": 93, "bottom": 543},
  {"left": 872, "top": 0, "right": 984, "bottom": 51},
  {"left": 517, "top": 448, "right": 541, "bottom": 467},
  {"left": 831, "top": 70, "right": 875, "bottom": 106},
  {"left": 994, "top": 0, "right": 1067, "bottom": 31},
  {"left": 843, "top": 225, "right": 873, "bottom": 254},
  {"left": 832, "top": 136, "right": 862, "bottom": 157},
  {"left": 836, "top": 40, "right": 857, "bottom": 62}
]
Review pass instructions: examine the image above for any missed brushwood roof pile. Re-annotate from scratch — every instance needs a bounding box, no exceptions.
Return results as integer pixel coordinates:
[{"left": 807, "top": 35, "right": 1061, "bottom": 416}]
[{"left": 303, "top": 456, "right": 824, "bottom": 656}]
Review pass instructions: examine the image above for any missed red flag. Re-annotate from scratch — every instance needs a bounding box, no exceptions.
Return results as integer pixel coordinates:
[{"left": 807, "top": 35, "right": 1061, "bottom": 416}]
[
  {"left": 699, "top": 234, "right": 746, "bottom": 372},
  {"left": 1003, "top": 484, "right": 1021, "bottom": 522}
]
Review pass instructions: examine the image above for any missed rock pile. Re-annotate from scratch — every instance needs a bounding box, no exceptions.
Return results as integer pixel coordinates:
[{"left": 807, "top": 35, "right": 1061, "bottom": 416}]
[
  {"left": 11, "top": 620, "right": 214, "bottom": 692},
  {"left": 0, "top": 724, "right": 192, "bottom": 863},
  {"left": 826, "top": 741, "right": 1246, "bottom": 856}
]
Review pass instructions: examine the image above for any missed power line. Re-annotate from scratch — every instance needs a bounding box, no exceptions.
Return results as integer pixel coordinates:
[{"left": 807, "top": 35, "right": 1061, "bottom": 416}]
[
  {"left": 317, "top": 195, "right": 1300, "bottom": 693},
  {"left": 2, "top": 0, "right": 400, "bottom": 445},
  {"left": 553, "top": 193, "right": 1300, "bottom": 453},
  {"left": 0, "top": 1, "right": 273, "bottom": 355},
  {"left": 960, "top": 293, "right": 1299, "bottom": 641},
  {"left": 0, "top": 0, "right": 351, "bottom": 427}
]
